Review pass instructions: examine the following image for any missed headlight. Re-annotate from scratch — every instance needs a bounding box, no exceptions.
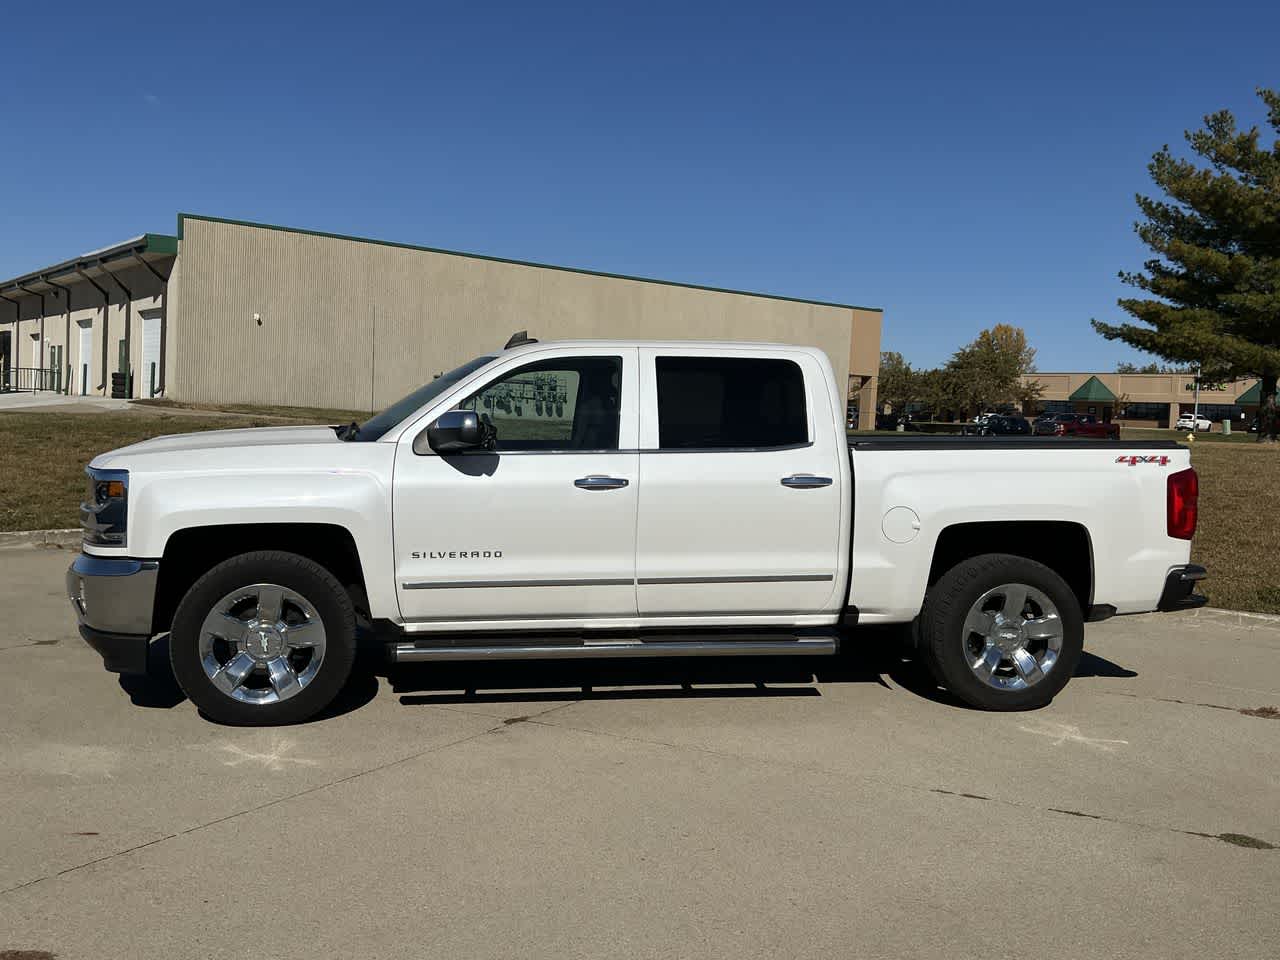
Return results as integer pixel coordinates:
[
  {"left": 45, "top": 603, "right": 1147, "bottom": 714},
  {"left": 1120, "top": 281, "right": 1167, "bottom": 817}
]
[{"left": 81, "top": 468, "right": 129, "bottom": 546}]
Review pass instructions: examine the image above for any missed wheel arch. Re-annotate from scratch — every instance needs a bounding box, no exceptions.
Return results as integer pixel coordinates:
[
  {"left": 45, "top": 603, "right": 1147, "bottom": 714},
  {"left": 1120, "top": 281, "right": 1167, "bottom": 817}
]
[
  {"left": 152, "top": 523, "right": 369, "bottom": 635},
  {"left": 927, "top": 520, "right": 1093, "bottom": 617}
]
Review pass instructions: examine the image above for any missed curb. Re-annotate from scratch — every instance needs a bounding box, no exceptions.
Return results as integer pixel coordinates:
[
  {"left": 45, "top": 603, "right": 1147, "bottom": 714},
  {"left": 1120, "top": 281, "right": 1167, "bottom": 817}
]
[{"left": 0, "top": 529, "right": 81, "bottom": 550}]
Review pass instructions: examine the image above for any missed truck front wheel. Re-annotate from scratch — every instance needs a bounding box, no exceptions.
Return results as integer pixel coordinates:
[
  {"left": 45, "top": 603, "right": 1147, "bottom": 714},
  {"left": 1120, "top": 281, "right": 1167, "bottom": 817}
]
[
  {"left": 918, "top": 553, "right": 1083, "bottom": 710},
  {"left": 169, "top": 551, "right": 357, "bottom": 725}
]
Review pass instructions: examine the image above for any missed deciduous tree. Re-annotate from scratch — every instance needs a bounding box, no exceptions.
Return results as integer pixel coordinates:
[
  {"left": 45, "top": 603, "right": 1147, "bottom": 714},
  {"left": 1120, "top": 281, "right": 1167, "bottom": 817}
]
[
  {"left": 877, "top": 351, "right": 919, "bottom": 415},
  {"left": 946, "top": 325, "right": 1042, "bottom": 416}
]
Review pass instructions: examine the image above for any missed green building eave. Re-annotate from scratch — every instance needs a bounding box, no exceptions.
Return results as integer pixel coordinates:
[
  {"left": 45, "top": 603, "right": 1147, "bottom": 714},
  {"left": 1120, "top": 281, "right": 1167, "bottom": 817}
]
[
  {"left": 1068, "top": 376, "right": 1118, "bottom": 403},
  {"left": 1237, "top": 381, "right": 1262, "bottom": 404}
]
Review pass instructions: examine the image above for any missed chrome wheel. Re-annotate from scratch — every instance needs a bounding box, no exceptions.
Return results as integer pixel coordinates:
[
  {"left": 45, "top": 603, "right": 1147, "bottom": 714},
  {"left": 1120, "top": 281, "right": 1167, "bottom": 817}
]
[
  {"left": 961, "top": 582, "right": 1064, "bottom": 691},
  {"left": 198, "top": 583, "right": 327, "bottom": 705}
]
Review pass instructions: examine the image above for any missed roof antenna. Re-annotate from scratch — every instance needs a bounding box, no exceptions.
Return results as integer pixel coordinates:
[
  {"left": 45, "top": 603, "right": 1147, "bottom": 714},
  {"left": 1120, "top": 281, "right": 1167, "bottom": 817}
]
[{"left": 504, "top": 330, "right": 537, "bottom": 349}]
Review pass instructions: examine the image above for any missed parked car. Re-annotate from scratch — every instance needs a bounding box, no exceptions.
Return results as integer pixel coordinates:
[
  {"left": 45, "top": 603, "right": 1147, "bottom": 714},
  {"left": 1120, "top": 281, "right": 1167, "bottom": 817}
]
[
  {"left": 1034, "top": 413, "right": 1120, "bottom": 439},
  {"left": 67, "top": 337, "right": 1202, "bottom": 724},
  {"left": 1175, "top": 414, "right": 1212, "bottom": 432},
  {"left": 981, "top": 414, "right": 1032, "bottom": 436},
  {"left": 875, "top": 412, "right": 918, "bottom": 431}
]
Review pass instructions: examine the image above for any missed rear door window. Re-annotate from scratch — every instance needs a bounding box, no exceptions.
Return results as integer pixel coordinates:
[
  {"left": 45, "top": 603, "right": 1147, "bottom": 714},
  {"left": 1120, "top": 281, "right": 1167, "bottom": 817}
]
[{"left": 655, "top": 356, "right": 807, "bottom": 449}]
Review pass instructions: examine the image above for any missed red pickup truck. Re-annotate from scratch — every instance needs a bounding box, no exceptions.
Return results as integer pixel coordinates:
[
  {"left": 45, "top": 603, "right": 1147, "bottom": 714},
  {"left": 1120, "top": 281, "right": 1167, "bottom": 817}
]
[{"left": 1033, "top": 413, "right": 1121, "bottom": 439}]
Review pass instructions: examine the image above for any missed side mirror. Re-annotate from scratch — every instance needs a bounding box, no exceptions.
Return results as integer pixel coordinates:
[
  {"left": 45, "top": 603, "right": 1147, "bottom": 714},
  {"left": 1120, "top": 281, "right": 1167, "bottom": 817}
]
[{"left": 418, "top": 410, "right": 483, "bottom": 455}]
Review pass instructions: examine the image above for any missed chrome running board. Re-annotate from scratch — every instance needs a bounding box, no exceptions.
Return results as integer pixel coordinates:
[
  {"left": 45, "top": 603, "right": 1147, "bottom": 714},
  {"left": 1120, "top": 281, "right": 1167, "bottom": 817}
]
[{"left": 389, "top": 634, "right": 838, "bottom": 663}]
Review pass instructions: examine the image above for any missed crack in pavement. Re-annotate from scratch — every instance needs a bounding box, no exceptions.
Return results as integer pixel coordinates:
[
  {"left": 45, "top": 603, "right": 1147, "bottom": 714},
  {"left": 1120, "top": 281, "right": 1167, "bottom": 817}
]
[
  {"left": 0, "top": 639, "right": 60, "bottom": 653},
  {"left": 520, "top": 714, "right": 1277, "bottom": 852},
  {"left": 1101, "top": 689, "right": 1280, "bottom": 719},
  {"left": 426, "top": 698, "right": 584, "bottom": 726}
]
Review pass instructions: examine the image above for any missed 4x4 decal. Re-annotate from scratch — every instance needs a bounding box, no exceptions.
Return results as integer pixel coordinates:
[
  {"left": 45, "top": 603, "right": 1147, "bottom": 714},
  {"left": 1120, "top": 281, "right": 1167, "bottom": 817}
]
[{"left": 1116, "top": 455, "right": 1171, "bottom": 466}]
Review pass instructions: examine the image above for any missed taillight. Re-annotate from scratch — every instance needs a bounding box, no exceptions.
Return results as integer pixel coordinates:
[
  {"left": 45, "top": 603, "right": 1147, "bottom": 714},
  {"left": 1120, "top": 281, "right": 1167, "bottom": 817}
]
[
  {"left": 1054, "top": 423, "right": 1065, "bottom": 435},
  {"left": 1167, "top": 468, "right": 1198, "bottom": 540}
]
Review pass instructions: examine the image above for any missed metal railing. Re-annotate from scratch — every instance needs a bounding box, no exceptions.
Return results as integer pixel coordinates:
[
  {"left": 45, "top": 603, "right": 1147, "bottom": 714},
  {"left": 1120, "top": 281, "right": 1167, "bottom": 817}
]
[{"left": 2, "top": 366, "right": 57, "bottom": 393}]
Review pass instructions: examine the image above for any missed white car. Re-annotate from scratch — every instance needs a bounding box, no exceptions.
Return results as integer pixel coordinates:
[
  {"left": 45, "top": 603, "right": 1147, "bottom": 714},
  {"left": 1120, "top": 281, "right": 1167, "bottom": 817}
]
[
  {"left": 1176, "top": 414, "right": 1212, "bottom": 431},
  {"left": 67, "top": 338, "right": 1207, "bottom": 724}
]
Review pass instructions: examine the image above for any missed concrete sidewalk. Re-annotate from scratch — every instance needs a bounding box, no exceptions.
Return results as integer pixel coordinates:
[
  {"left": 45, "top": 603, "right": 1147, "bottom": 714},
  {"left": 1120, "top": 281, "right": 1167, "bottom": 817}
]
[
  {"left": 1, "top": 545, "right": 1276, "bottom": 959},
  {"left": 0, "top": 391, "right": 134, "bottom": 413}
]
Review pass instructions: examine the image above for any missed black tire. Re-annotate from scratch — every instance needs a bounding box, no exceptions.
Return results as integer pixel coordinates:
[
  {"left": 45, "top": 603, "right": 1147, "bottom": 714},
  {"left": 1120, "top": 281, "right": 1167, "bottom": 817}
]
[
  {"left": 170, "top": 550, "right": 357, "bottom": 725},
  {"left": 918, "top": 553, "right": 1083, "bottom": 711}
]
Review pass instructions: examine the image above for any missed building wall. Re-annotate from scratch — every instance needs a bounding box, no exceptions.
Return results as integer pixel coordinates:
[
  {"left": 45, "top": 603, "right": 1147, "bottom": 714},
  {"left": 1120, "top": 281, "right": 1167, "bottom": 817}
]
[
  {"left": 3, "top": 262, "right": 167, "bottom": 397},
  {"left": 173, "top": 217, "right": 879, "bottom": 414},
  {"left": 848, "top": 308, "right": 881, "bottom": 429}
]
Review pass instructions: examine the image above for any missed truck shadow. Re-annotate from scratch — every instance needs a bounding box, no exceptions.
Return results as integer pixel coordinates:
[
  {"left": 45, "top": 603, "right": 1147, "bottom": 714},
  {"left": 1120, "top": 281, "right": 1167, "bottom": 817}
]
[
  {"left": 388, "top": 629, "right": 1139, "bottom": 711},
  {"left": 117, "top": 632, "right": 382, "bottom": 723},
  {"left": 114, "top": 629, "right": 1139, "bottom": 718},
  {"left": 388, "top": 627, "right": 932, "bottom": 707},
  {"left": 1075, "top": 651, "right": 1139, "bottom": 678}
]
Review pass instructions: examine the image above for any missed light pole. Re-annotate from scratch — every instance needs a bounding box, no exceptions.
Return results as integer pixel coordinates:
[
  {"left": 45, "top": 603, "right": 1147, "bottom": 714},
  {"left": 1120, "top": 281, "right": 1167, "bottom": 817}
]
[{"left": 1192, "top": 362, "right": 1202, "bottom": 430}]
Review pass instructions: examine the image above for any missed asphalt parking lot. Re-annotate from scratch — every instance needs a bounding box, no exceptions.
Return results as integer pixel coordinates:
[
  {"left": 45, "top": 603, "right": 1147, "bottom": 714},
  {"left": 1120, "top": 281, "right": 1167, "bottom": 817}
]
[{"left": 1, "top": 545, "right": 1277, "bottom": 959}]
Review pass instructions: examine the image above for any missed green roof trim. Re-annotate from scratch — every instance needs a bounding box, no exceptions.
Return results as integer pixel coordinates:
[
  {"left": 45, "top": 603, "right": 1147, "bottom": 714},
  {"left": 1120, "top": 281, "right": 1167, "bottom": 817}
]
[
  {"left": 1236, "top": 381, "right": 1263, "bottom": 404},
  {"left": 145, "top": 233, "right": 178, "bottom": 255},
  {"left": 0, "top": 232, "right": 178, "bottom": 299},
  {"left": 1068, "top": 376, "right": 1118, "bottom": 402},
  {"left": 176, "top": 212, "right": 882, "bottom": 314}
]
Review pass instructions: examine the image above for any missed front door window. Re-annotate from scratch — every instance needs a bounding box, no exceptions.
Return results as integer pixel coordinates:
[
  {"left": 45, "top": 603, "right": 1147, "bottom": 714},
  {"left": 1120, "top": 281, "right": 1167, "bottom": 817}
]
[{"left": 457, "top": 356, "right": 623, "bottom": 451}]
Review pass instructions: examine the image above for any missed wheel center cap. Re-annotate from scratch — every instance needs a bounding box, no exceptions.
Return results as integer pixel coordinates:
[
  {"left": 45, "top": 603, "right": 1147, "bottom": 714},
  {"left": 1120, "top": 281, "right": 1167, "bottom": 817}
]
[
  {"left": 992, "top": 616, "right": 1025, "bottom": 652},
  {"left": 246, "top": 622, "right": 284, "bottom": 660}
]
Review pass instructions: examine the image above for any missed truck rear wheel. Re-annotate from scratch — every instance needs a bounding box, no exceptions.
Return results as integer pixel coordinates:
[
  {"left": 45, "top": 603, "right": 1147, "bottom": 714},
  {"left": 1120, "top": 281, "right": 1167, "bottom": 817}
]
[
  {"left": 919, "top": 553, "right": 1083, "bottom": 710},
  {"left": 170, "top": 551, "right": 357, "bottom": 725}
]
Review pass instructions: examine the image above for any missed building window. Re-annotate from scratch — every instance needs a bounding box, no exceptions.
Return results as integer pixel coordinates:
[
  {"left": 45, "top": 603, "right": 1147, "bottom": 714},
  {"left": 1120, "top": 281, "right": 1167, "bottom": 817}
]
[
  {"left": 1117, "top": 403, "right": 1166, "bottom": 420},
  {"left": 1194, "top": 403, "right": 1242, "bottom": 422}
]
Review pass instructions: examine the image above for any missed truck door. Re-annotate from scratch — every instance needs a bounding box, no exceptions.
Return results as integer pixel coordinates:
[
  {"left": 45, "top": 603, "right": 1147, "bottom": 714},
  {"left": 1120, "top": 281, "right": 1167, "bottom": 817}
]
[
  {"left": 393, "top": 348, "right": 640, "bottom": 624},
  {"left": 635, "top": 348, "right": 843, "bottom": 617}
]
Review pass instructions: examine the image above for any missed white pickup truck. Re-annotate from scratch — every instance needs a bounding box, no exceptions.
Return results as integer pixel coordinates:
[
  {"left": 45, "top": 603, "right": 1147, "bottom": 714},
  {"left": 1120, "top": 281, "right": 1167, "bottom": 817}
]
[{"left": 68, "top": 337, "right": 1206, "bottom": 725}]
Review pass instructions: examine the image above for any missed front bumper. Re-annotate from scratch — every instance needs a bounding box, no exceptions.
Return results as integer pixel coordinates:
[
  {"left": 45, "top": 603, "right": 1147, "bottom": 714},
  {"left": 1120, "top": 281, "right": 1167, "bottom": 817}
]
[
  {"left": 66, "top": 554, "right": 159, "bottom": 674},
  {"left": 1157, "top": 564, "right": 1208, "bottom": 613}
]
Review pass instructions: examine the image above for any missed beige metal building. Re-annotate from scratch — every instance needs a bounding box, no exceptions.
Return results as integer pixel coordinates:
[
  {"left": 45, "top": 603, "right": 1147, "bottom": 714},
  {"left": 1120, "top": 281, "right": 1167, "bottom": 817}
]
[{"left": 2, "top": 214, "right": 883, "bottom": 427}]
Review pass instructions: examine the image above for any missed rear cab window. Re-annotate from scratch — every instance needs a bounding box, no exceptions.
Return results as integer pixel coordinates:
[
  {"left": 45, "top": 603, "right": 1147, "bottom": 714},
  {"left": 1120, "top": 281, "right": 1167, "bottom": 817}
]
[{"left": 653, "top": 356, "right": 809, "bottom": 449}]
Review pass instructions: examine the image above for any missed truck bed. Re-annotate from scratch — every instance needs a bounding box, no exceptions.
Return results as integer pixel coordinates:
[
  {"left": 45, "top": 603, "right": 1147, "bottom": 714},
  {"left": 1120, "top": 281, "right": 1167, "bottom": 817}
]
[{"left": 849, "top": 435, "right": 1182, "bottom": 451}]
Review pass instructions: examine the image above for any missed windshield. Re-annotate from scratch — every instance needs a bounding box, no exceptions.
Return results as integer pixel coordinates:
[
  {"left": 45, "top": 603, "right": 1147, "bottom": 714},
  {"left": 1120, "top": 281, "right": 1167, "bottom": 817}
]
[{"left": 348, "top": 355, "right": 497, "bottom": 441}]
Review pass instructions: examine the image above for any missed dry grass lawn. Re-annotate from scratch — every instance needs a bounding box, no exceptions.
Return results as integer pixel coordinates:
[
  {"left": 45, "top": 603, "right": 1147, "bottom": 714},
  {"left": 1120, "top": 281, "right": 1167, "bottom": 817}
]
[
  {"left": 4, "top": 409, "right": 1277, "bottom": 614},
  {"left": 0, "top": 409, "right": 327, "bottom": 532},
  {"left": 1186, "top": 440, "right": 1280, "bottom": 614}
]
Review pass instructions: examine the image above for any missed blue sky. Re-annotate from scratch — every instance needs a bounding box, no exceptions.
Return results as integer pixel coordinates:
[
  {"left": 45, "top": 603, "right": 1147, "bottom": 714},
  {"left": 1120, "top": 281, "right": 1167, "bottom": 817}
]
[{"left": 1, "top": 0, "right": 1276, "bottom": 370}]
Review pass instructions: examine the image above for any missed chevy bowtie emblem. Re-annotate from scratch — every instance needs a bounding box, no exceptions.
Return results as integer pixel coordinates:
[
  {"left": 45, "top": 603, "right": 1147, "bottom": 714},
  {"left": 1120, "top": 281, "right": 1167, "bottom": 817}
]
[{"left": 1116, "top": 455, "right": 1171, "bottom": 466}]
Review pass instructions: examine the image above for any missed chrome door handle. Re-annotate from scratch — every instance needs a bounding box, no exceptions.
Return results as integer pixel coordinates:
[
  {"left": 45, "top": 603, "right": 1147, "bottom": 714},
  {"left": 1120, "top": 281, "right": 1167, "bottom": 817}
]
[
  {"left": 781, "top": 474, "right": 833, "bottom": 489},
  {"left": 575, "top": 475, "right": 630, "bottom": 491}
]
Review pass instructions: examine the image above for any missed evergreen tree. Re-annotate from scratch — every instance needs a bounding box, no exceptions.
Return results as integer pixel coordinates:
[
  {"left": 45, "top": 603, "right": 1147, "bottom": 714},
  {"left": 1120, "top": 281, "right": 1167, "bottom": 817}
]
[{"left": 1092, "top": 88, "right": 1280, "bottom": 441}]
